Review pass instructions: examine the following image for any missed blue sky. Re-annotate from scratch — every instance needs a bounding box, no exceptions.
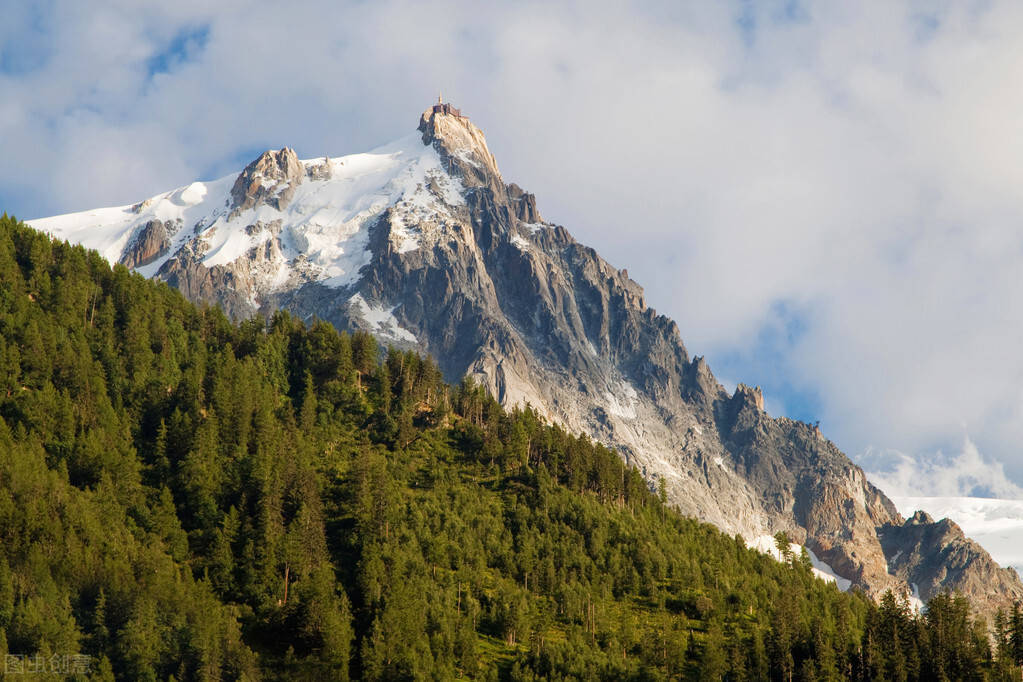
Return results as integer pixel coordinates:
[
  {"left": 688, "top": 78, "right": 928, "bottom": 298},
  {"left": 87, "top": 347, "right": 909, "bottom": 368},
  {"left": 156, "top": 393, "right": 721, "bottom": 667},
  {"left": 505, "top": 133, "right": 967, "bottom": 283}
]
[
  {"left": 4, "top": 0, "right": 1023, "bottom": 498},
  {"left": 145, "top": 25, "right": 209, "bottom": 78}
]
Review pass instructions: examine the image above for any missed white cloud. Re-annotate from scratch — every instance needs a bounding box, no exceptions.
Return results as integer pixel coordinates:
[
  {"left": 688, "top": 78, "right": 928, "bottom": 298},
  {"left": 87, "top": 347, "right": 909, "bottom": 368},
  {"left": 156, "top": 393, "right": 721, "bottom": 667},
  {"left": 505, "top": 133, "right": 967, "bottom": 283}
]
[
  {"left": 6, "top": 1, "right": 1023, "bottom": 488},
  {"left": 864, "top": 437, "right": 1023, "bottom": 499}
]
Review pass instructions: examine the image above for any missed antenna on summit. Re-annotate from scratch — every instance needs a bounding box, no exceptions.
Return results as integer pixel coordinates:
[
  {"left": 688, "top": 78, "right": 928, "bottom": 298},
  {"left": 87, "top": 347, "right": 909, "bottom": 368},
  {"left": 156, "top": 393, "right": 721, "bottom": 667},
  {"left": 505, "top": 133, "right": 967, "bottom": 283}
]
[{"left": 429, "top": 94, "right": 462, "bottom": 118}]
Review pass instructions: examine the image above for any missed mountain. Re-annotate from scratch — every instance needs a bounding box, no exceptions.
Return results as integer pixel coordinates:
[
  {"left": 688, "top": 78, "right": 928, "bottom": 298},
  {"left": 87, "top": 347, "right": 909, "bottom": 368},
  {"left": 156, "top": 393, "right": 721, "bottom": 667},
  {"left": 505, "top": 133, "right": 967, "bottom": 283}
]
[
  {"left": 30, "top": 101, "right": 1023, "bottom": 612},
  {"left": 4, "top": 213, "right": 1013, "bottom": 679},
  {"left": 888, "top": 496, "right": 1023, "bottom": 576}
]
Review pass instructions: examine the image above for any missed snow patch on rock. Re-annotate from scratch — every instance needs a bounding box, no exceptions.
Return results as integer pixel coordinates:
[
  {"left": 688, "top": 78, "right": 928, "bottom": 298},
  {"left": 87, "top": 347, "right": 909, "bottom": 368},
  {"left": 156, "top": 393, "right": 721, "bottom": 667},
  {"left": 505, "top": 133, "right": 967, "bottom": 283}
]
[
  {"left": 909, "top": 583, "right": 925, "bottom": 613},
  {"left": 807, "top": 549, "right": 853, "bottom": 592},
  {"left": 603, "top": 381, "right": 639, "bottom": 420},
  {"left": 386, "top": 149, "right": 465, "bottom": 255},
  {"left": 747, "top": 535, "right": 852, "bottom": 591},
  {"left": 348, "top": 294, "right": 417, "bottom": 343},
  {"left": 510, "top": 233, "right": 530, "bottom": 251}
]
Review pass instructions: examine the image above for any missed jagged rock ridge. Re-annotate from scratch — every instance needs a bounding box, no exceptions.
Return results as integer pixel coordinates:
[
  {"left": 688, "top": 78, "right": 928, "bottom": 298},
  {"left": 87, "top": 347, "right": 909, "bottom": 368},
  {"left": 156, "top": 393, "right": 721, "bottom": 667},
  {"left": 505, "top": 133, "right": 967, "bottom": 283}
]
[
  {"left": 880, "top": 511, "right": 1023, "bottom": 617},
  {"left": 30, "top": 102, "right": 1023, "bottom": 611},
  {"left": 229, "top": 147, "right": 305, "bottom": 214}
]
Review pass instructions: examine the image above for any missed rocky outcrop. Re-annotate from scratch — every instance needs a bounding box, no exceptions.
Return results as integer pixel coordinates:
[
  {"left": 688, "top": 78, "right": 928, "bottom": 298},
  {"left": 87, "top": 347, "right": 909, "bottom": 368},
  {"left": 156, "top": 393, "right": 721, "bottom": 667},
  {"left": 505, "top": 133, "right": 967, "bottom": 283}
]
[
  {"left": 419, "top": 106, "right": 504, "bottom": 196},
  {"left": 230, "top": 147, "right": 304, "bottom": 214},
  {"left": 506, "top": 183, "right": 540, "bottom": 224},
  {"left": 158, "top": 243, "right": 256, "bottom": 321},
  {"left": 157, "top": 218, "right": 295, "bottom": 321},
  {"left": 305, "top": 157, "right": 333, "bottom": 181},
  {"left": 119, "top": 219, "right": 170, "bottom": 268},
  {"left": 880, "top": 511, "right": 1023, "bottom": 615}
]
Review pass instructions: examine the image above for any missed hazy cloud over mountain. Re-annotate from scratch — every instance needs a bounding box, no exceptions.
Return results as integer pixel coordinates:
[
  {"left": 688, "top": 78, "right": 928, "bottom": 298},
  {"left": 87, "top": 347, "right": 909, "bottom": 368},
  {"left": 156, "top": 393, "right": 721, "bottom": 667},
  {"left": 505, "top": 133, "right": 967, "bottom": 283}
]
[
  {"left": 864, "top": 438, "right": 1023, "bottom": 500},
  {"left": 4, "top": 0, "right": 1023, "bottom": 494}
]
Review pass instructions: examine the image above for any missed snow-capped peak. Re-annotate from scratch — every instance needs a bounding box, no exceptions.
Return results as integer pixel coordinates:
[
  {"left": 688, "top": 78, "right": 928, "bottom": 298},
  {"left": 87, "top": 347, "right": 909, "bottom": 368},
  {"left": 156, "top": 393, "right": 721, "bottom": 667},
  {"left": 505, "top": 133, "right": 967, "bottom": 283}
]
[{"left": 29, "top": 129, "right": 467, "bottom": 311}]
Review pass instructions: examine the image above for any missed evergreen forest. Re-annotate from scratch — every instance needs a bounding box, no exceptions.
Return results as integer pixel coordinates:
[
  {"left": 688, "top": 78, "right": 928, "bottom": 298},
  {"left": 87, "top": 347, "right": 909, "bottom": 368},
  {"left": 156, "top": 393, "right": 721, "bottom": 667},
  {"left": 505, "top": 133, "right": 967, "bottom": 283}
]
[{"left": 3, "top": 213, "right": 1023, "bottom": 680}]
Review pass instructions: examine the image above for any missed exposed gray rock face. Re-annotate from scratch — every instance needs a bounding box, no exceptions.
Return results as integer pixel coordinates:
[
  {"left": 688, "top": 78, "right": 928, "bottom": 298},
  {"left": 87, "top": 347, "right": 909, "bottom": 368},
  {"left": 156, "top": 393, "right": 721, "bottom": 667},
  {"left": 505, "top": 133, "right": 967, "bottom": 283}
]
[
  {"left": 160, "top": 246, "right": 258, "bottom": 322},
  {"left": 719, "top": 386, "right": 904, "bottom": 593},
  {"left": 119, "top": 219, "right": 170, "bottom": 268},
  {"left": 880, "top": 511, "right": 1023, "bottom": 615},
  {"left": 230, "top": 147, "right": 304, "bottom": 214},
  {"left": 158, "top": 218, "right": 293, "bottom": 321},
  {"left": 38, "top": 104, "right": 1023, "bottom": 614},
  {"left": 305, "top": 157, "right": 333, "bottom": 181},
  {"left": 271, "top": 108, "right": 1023, "bottom": 608}
]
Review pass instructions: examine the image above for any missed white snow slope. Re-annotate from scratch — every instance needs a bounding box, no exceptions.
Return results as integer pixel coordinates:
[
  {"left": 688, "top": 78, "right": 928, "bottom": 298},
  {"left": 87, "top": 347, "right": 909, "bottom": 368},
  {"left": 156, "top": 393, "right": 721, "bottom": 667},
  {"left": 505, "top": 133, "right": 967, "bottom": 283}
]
[
  {"left": 890, "top": 496, "right": 1023, "bottom": 575},
  {"left": 747, "top": 535, "right": 853, "bottom": 592},
  {"left": 28, "top": 133, "right": 463, "bottom": 298}
]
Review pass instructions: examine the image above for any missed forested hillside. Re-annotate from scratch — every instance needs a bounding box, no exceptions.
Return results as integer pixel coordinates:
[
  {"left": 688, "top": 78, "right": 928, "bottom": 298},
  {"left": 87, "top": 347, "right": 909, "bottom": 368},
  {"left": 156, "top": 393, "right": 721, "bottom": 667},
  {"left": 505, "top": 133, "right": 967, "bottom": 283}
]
[{"left": 0, "top": 211, "right": 1019, "bottom": 680}]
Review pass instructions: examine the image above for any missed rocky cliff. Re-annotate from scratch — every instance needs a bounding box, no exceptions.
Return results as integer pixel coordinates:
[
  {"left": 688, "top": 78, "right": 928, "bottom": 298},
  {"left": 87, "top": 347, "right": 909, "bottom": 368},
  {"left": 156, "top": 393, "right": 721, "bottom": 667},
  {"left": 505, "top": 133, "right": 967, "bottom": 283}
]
[
  {"left": 880, "top": 511, "right": 1023, "bottom": 616},
  {"left": 30, "top": 103, "right": 1023, "bottom": 611}
]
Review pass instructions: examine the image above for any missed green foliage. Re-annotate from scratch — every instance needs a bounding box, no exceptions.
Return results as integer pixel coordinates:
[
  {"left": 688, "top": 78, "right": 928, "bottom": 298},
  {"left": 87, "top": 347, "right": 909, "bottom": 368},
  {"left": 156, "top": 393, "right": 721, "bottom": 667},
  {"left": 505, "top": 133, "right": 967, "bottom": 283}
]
[{"left": 0, "top": 215, "right": 1014, "bottom": 680}]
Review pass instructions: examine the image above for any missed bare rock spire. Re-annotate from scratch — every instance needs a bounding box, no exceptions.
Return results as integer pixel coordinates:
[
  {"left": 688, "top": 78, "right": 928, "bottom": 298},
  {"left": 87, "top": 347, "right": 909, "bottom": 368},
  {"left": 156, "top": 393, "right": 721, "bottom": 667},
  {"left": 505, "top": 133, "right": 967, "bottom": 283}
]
[{"left": 230, "top": 147, "right": 305, "bottom": 213}]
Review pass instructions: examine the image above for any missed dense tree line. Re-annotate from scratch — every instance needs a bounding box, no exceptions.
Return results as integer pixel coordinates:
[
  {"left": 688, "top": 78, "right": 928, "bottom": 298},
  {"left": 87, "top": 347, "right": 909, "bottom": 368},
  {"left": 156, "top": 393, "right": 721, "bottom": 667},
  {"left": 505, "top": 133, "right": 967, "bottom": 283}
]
[{"left": 0, "top": 212, "right": 1020, "bottom": 679}]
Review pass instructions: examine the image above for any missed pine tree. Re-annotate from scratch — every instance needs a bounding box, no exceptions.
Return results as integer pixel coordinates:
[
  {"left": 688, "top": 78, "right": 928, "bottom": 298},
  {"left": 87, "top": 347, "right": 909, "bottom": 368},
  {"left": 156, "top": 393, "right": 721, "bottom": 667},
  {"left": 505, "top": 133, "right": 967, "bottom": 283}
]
[{"left": 699, "top": 620, "right": 728, "bottom": 681}]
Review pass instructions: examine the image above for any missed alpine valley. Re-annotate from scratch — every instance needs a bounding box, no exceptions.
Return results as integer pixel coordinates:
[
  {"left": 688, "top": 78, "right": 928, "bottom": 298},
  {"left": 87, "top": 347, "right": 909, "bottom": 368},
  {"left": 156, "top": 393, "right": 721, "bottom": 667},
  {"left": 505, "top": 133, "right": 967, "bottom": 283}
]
[{"left": 30, "top": 102, "right": 1023, "bottom": 618}]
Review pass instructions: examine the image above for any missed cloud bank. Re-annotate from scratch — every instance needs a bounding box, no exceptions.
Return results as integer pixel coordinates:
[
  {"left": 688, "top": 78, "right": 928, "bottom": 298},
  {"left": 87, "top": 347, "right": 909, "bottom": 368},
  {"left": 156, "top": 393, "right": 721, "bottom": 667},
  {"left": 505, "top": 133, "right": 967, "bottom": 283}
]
[
  {"left": 4, "top": 1, "right": 1023, "bottom": 487},
  {"left": 864, "top": 437, "right": 1023, "bottom": 500}
]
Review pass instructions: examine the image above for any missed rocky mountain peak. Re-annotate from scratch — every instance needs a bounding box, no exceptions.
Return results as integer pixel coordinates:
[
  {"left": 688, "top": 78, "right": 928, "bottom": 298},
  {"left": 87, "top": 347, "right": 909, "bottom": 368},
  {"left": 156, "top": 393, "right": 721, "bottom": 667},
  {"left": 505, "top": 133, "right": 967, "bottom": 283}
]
[
  {"left": 909, "top": 510, "right": 935, "bottom": 525},
  {"left": 880, "top": 511, "right": 1023, "bottom": 615},
  {"left": 230, "top": 147, "right": 304, "bottom": 214},
  {"left": 418, "top": 100, "right": 502, "bottom": 191},
  {"left": 31, "top": 102, "right": 1023, "bottom": 615},
  {"left": 734, "top": 383, "right": 765, "bottom": 411}
]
